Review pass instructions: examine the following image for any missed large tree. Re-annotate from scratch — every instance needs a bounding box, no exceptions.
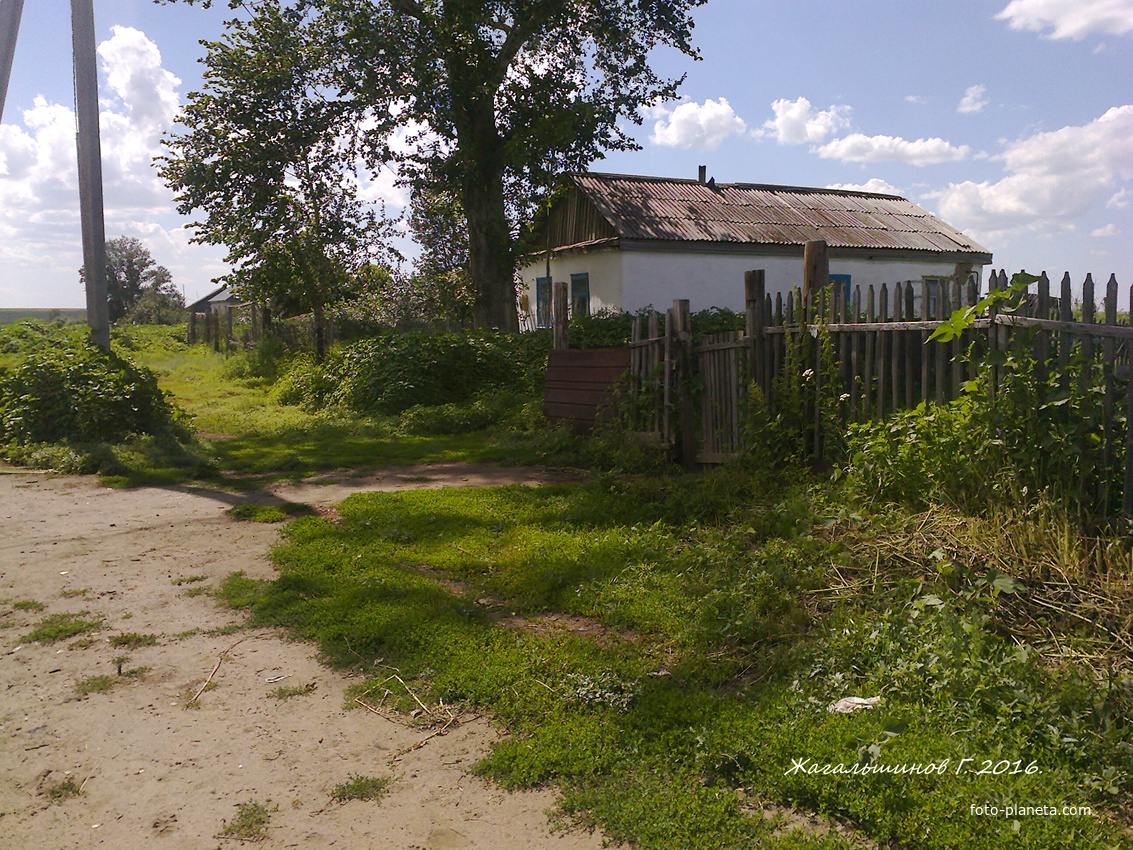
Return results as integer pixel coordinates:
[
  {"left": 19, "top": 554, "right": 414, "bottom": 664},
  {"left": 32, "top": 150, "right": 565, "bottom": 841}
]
[
  {"left": 80, "top": 235, "right": 175, "bottom": 323},
  {"left": 166, "top": 0, "right": 704, "bottom": 331},
  {"left": 158, "top": 1, "right": 387, "bottom": 358}
]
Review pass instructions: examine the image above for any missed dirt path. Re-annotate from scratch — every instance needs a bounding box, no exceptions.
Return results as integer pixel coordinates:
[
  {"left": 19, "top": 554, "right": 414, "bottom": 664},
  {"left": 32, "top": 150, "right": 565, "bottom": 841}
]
[{"left": 0, "top": 466, "right": 608, "bottom": 850}]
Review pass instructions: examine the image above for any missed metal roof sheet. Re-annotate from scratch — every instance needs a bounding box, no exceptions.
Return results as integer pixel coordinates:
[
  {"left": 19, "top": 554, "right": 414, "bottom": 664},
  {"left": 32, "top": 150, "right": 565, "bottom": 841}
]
[{"left": 568, "top": 173, "right": 991, "bottom": 258}]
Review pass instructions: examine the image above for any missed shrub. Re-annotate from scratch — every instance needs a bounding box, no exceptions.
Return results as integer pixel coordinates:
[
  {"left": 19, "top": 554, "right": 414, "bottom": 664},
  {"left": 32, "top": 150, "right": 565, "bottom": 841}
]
[
  {"left": 278, "top": 330, "right": 552, "bottom": 415},
  {"left": 0, "top": 338, "right": 187, "bottom": 445}
]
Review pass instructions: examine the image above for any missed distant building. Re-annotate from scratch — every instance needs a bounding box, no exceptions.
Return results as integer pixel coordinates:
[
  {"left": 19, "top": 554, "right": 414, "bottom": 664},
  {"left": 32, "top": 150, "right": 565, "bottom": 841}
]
[
  {"left": 187, "top": 284, "right": 242, "bottom": 314},
  {"left": 519, "top": 171, "right": 992, "bottom": 326}
]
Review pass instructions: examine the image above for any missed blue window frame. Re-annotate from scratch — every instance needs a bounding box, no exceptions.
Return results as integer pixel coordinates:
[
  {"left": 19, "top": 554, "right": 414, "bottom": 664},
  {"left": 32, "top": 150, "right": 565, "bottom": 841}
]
[
  {"left": 830, "top": 274, "right": 852, "bottom": 304},
  {"left": 536, "top": 277, "right": 551, "bottom": 328},
  {"left": 570, "top": 273, "right": 590, "bottom": 318}
]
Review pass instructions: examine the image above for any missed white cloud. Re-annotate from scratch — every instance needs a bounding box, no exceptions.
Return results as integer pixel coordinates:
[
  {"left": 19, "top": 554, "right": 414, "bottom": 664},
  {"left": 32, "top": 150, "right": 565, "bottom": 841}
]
[
  {"left": 930, "top": 105, "right": 1133, "bottom": 240},
  {"left": 1092, "top": 223, "right": 1120, "bottom": 237},
  {"left": 0, "top": 28, "right": 229, "bottom": 304},
  {"left": 826, "top": 178, "right": 904, "bottom": 196},
  {"left": 650, "top": 98, "right": 747, "bottom": 151},
  {"left": 905, "top": 95, "right": 928, "bottom": 105},
  {"left": 759, "top": 97, "right": 851, "bottom": 145},
  {"left": 996, "top": 0, "right": 1133, "bottom": 40},
  {"left": 958, "top": 84, "right": 989, "bottom": 114},
  {"left": 816, "top": 134, "right": 971, "bottom": 166}
]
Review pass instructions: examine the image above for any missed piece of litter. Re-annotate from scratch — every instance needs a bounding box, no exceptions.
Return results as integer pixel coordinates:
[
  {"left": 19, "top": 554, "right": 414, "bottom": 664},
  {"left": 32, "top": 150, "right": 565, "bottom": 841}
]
[
  {"left": 265, "top": 675, "right": 290, "bottom": 684},
  {"left": 59, "top": 571, "right": 69, "bottom": 576},
  {"left": 827, "top": 696, "right": 882, "bottom": 714}
]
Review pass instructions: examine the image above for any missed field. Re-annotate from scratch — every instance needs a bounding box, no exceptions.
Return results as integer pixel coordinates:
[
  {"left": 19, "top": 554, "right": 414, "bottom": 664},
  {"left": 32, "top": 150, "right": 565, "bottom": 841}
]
[{"left": 2, "top": 320, "right": 1132, "bottom": 848}]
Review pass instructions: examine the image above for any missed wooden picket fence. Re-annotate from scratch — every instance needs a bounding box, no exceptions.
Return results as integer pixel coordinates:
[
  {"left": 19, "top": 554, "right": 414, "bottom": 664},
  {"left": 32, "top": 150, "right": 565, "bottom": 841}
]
[{"left": 623, "top": 269, "right": 1133, "bottom": 513}]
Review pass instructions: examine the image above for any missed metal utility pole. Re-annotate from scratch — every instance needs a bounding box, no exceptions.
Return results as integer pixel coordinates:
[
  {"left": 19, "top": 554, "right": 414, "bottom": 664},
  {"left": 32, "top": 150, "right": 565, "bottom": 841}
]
[
  {"left": 71, "top": 0, "right": 111, "bottom": 351},
  {"left": 0, "top": 0, "right": 110, "bottom": 351},
  {"left": 0, "top": 0, "right": 24, "bottom": 123}
]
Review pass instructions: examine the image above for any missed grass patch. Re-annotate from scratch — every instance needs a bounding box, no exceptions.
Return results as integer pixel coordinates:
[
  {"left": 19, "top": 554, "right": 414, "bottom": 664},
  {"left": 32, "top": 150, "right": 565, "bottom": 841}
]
[
  {"left": 269, "top": 681, "right": 317, "bottom": 700},
  {"left": 44, "top": 778, "right": 83, "bottom": 804},
  {"left": 76, "top": 675, "right": 118, "bottom": 696},
  {"left": 331, "top": 774, "right": 390, "bottom": 803},
  {"left": 172, "top": 575, "right": 208, "bottom": 586},
  {"left": 12, "top": 599, "right": 45, "bottom": 612},
  {"left": 67, "top": 637, "right": 100, "bottom": 650},
  {"left": 20, "top": 612, "right": 102, "bottom": 644},
  {"left": 183, "top": 585, "right": 211, "bottom": 598},
  {"left": 223, "top": 472, "right": 1133, "bottom": 850},
  {"left": 109, "top": 632, "right": 159, "bottom": 649},
  {"left": 217, "top": 800, "right": 273, "bottom": 842},
  {"left": 59, "top": 587, "right": 91, "bottom": 599},
  {"left": 227, "top": 501, "right": 316, "bottom": 523}
]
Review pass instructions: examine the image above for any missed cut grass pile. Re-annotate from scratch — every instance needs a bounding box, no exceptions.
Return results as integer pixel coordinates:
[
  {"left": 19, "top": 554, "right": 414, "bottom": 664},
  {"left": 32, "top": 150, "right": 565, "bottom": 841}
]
[{"left": 220, "top": 471, "right": 1133, "bottom": 850}]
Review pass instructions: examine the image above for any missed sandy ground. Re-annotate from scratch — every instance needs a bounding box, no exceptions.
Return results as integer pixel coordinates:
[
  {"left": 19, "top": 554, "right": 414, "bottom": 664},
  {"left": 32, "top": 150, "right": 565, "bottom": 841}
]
[{"left": 0, "top": 465, "right": 610, "bottom": 850}]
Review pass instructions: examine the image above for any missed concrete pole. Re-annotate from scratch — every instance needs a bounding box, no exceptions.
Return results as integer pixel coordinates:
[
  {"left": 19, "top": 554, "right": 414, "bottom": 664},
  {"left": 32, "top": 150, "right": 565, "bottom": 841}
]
[
  {"left": 71, "top": 0, "right": 110, "bottom": 351},
  {"left": 0, "top": 0, "right": 24, "bottom": 123}
]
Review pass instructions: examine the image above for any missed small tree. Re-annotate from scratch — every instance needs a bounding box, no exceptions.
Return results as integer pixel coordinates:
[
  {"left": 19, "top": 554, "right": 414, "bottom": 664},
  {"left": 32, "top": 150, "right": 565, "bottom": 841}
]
[{"left": 158, "top": 1, "right": 389, "bottom": 359}]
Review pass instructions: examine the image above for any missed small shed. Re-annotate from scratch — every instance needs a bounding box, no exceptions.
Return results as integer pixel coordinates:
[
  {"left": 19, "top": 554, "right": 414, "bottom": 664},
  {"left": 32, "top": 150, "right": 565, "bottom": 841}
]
[{"left": 519, "top": 171, "right": 992, "bottom": 325}]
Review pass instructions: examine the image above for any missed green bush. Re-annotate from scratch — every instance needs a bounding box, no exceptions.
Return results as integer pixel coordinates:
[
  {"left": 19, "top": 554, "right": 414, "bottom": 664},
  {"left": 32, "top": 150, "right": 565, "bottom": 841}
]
[
  {"left": 0, "top": 339, "right": 187, "bottom": 445},
  {"left": 278, "top": 330, "right": 552, "bottom": 415}
]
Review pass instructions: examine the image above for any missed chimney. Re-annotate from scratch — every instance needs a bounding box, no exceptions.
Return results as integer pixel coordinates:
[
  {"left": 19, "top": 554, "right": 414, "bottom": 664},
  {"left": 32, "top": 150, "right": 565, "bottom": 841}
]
[{"left": 698, "top": 165, "right": 707, "bottom": 184}]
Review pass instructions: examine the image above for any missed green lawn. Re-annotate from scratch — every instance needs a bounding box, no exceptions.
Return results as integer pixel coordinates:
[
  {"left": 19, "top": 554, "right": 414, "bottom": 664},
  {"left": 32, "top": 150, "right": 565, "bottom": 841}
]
[{"left": 222, "top": 473, "right": 1133, "bottom": 850}]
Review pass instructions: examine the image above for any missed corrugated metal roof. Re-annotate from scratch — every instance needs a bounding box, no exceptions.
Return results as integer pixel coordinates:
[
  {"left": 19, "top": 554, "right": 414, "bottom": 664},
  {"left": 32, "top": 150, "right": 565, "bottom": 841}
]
[{"left": 568, "top": 173, "right": 991, "bottom": 258}]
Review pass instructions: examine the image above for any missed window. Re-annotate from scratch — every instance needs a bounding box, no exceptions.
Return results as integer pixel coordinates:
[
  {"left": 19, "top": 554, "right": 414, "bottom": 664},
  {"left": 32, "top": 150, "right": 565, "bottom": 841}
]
[
  {"left": 830, "top": 274, "right": 852, "bottom": 304},
  {"left": 570, "top": 273, "right": 590, "bottom": 318},
  {"left": 923, "top": 277, "right": 947, "bottom": 317},
  {"left": 536, "top": 277, "right": 551, "bottom": 328}
]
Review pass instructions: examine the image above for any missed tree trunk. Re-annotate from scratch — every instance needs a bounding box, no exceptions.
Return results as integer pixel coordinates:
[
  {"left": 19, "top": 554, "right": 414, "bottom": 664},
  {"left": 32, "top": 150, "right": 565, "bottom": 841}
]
[{"left": 462, "top": 168, "right": 518, "bottom": 332}]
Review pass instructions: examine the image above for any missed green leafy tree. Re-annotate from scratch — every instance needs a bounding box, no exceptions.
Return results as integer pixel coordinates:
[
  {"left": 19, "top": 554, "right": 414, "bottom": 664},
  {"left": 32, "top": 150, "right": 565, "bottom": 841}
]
[
  {"left": 157, "top": 1, "right": 388, "bottom": 359},
  {"left": 81, "top": 236, "right": 175, "bottom": 323},
  {"left": 164, "top": 0, "right": 705, "bottom": 331}
]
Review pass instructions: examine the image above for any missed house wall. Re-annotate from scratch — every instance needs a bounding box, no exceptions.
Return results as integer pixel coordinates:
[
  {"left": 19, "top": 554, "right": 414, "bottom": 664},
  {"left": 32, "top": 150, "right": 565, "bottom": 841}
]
[
  {"left": 518, "top": 249, "right": 623, "bottom": 326},
  {"left": 519, "top": 247, "right": 985, "bottom": 323},
  {"left": 623, "top": 251, "right": 981, "bottom": 313}
]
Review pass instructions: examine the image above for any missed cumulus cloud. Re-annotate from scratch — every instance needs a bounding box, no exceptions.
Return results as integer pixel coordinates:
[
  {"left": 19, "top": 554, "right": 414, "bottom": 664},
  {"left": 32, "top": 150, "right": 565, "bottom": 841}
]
[
  {"left": 0, "top": 28, "right": 229, "bottom": 303},
  {"left": 758, "top": 97, "right": 851, "bottom": 145},
  {"left": 826, "top": 178, "right": 904, "bottom": 196},
  {"left": 930, "top": 105, "right": 1133, "bottom": 240},
  {"left": 1091, "top": 223, "right": 1119, "bottom": 237},
  {"left": 958, "top": 84, "right": 989, "bottom": 114},
  {"left": 650, "top": 98, "right": 747, "bottom": 151},
  {"left": 816, "top": 133, "right": 971, "bottom": 166},
  {"left": 996, "top": 0, "right": 1133, "bottom": 40}
]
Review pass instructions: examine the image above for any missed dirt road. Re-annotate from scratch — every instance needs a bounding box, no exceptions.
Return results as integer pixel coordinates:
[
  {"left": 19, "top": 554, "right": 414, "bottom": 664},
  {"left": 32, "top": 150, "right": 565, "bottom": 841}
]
[{"left": 0, "top": 466, "right": 607, "bottom": 849}]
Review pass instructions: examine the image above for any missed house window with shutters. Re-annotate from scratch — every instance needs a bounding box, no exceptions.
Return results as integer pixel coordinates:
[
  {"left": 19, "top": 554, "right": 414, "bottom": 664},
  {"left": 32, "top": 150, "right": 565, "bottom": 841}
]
[{"left": 570, "top": 273, "right": 590, "bottom": 318}]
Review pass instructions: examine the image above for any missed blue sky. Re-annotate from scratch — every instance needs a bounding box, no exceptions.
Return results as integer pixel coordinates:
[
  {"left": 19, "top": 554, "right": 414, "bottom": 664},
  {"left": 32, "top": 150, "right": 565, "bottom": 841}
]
[{"left": 1, "top": 0, "right": 1130, "bottom": 308}]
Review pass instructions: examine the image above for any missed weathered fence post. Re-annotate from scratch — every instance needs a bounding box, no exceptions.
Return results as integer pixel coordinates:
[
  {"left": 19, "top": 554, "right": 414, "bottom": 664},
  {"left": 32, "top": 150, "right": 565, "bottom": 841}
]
[
  {"left": 673, "top": 299, "right": 696, "bottom": 470},
  {"left": 803, "top": 239, "right": 828, "bottom": 306},
  {"left": 552, "top": 279, "right": 569, "bottom": 351},
  {"left": 744, "top": 270, "right": 766, "bottom": 395}
]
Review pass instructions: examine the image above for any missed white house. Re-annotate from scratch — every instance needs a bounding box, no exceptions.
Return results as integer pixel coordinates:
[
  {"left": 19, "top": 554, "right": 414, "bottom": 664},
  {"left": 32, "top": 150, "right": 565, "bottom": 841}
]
[{"left": 519, "top": 171, "right": 993, "bottom": 326}]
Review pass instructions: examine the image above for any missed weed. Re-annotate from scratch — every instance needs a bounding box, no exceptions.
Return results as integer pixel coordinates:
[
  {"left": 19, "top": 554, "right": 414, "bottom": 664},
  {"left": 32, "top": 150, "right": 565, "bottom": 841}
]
[
  {"left": 217, "top": 800, "right": 273, "bottom": 842},
  {"left": 44, "top": 778, "right": 83, "bottom": 804},
  {"left": 109, "top": 632, "right": 159, "bottom": 649},
  {"left": 12, "top": 599, "right": 45, "bottom": 612},
  {"left": 269, "top": 681, "right": 317, "bottom": 700},
  {"left": 67, "top": 637, "right": 100, "bottom": 650},
  {"left": 183, "top": 586, "right": 211, "bottom": 598},
  {"left": 227, "top": 501, "right": 315, "bottom": 523},
  {"left": 76, "top": 675, "right": 118, "bottom": 696},
  {"left": 21, "top": 612, "right": 102, "bottom": 644},
  {"left": 59, "top": 587, "right": 91, "bottom": 599},
  {"left": 331, "top": 775, "right": 389, "bottom": 803},
  {"left": 172, "top": 575, "right": 208, "bottom": 586}
]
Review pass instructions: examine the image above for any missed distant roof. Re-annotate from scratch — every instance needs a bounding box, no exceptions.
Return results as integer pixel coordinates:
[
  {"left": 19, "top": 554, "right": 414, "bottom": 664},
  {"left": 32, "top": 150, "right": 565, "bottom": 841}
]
[{"left": 561, "top": 172, "right": 991, "bottom": 260}]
